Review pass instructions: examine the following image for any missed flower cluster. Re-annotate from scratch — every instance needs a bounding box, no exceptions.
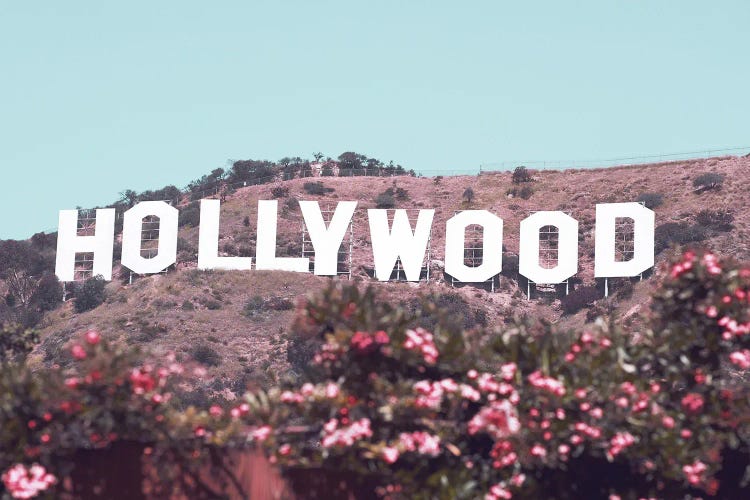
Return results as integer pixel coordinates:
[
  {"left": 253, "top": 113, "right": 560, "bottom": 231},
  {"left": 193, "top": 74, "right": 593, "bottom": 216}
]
[
  {"left": 1, "top": 463, "right": 56, "bottom": 499},
  {"left": 403, "top": 328, "right": 438, "bottom": 364},
  {"left": 321, "top": 418, "right": 373, "bottom": 448}
]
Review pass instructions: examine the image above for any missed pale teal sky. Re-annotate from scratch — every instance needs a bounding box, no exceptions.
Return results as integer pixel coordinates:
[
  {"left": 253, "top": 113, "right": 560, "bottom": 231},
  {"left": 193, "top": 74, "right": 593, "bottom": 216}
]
[{"left": 1, "top": 1, "right": 749, "bottom": 239}]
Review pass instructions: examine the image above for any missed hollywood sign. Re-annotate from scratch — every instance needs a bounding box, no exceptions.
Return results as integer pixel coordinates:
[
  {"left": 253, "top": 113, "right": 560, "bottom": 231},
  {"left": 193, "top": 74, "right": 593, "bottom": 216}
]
[{"left": 54, "top": 200, "right": 655, "bottom": 285}]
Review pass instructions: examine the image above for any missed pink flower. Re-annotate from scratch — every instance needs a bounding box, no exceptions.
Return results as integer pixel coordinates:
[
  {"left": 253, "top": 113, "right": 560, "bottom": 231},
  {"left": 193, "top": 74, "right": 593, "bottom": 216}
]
[
  {"left": 486, "top": 483, "right": 512, "bottom": 500},
  {"left": 84, "top": 329, "right": 101, "bottom": 345},
  {"left": 321, "top": 418, "right": 372, "bottom": 448},
  {"left": 530, "top": 444, "right": 547, "bottom": 458},
  {"left": 608, "top": 432, "right": 635, "bottom": 457},
  {"left": 1, "top": 463, "right": 57, "bottom": 499},
  {"left": 209, "top": 405, "right": 224, "bottom": 418},
  {"left": 71, "top": 344, "right": 87, "bottom": 360},
  {"left": 729, "top": 350, "right": 750, "bottom": 369},
  {"left": 278, "top": 444, "right": 292, "bottom": 456},
  {"left": 487, "top": 484, "right": 512, "bottom": 499},
  {"left": 251, "top": 425, "right": 272, "bottom": 442},
  {"left": 662, "top": 416, "right": 675, "bottom": 429},
  {"left": 468, "top": 400, "right": 520, "bottom": 439},
  {"left": 325, "top": 382, "right": 340, "bottom": 399},
  {"left": 499, "top": 363, "right": 517, "bottom": 381},
  {"left": 681, "top": 393, "right": 704, "bottom": 414},
  {"left": 382, "top": 446, "right": 400, "bottom": 464},
  {"left": 527, "top": 371, "right": 566, "bottom": 396},
  {"left": 403, "top": 328, "right": 439, "bottom": 364},
  {"left": 683, "top": 460, "right": 708, "bottom": 486}
]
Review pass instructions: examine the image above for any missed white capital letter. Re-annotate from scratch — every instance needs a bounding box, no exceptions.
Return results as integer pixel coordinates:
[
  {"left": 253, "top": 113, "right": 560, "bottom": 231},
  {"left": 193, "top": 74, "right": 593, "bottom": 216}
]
[
  {"left": 595, "top": 202, "right": 655, "bottom": 277},
  {"left": 300, "top": 201, "right": 357, "bottom": 275},
  {"left": 519, "top": 211, "right": 578, "bottom": 284},
  {"left": 55, "top": 209, "right": 115, "bottom": 282},
  {"left": 445, "top": 210, "right": 503, "bottom": 282},
  {"left": 368, "top": 209, "right": 434, "bottom": 281},
  {"left": 256, "top": 200, "right": 309, "bottom": 272},
  {"left": 198, "top": 199, "right": 253, "bottom": 270},
  {"left": 121, "top": 201, "right": 178, "bottom": 274}
]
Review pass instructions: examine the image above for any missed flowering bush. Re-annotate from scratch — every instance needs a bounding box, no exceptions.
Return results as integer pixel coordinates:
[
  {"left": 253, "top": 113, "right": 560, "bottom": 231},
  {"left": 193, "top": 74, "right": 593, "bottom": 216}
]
[
  {"left": 0, "top": 329, "right": 247, "bottom": 498},
  {"left": 2, "top": 250, "right": 750, "bottom": 499},
  {"left": 238, "top": 250, "right": 750, "bottom": 499}
]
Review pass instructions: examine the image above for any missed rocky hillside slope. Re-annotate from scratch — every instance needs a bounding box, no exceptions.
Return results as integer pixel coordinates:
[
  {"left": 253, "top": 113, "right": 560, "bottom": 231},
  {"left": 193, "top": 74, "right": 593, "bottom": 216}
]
[{"left": 24, "top": 154, "right": 750, "bottom": 402}]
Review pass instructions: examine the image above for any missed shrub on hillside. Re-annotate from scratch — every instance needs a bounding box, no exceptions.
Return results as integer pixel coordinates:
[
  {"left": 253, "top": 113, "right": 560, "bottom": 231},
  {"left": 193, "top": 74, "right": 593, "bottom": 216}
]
[
  {"left": 636, "top": 192, "right": 664, "bottom": 209},
  {"left": 519, "top": 186, "right": 534, "bottom": 199},
  {"left": 30, "top": 273, "right": 63, "bottom": 312},
  {"left": 72, "top": 275, "right": 107, "bottom": 313},
  {"left": 693, "top": 172, "right": 724, "bottom": 191},
  {"left": 303, "top": 182, "right": 334, "bottom": 196},
  {"left": 512, "top": 165, "right": 532, "bottom": 183},
  {"left": 178, "top": 201, "right": 201, "bottom": 228},
  {"left": 0, "top": 324, "right": 39, "bottom": 362},
  {"left": 374, "top": 192, "right": 395, "bottom": 209},
  {"left": 408, "top": 292, "right": 487, "bottom": 332},
  {"left": 694, "top": 209, "right": 734, "bottom": 232},
  {"left": 271, "top": 186, "right": 289, "bottom": 199},
  {"left": 190, "top": 344, "right": 222, "bottom": 367},
  {"left": 462, "top": 187, "right": 475, "bottom": 204},
  {"left": 242, "top": 296, "right": 266, "bottom": 320},
  {"left": 375, "top": 187, "right": 409, "bottom": 209},
  {"left": 561, "top": 284, "right": 600, "bottom": 314},
  {"left": 655, "top": 222, "right": 708, "bottom": 254}
]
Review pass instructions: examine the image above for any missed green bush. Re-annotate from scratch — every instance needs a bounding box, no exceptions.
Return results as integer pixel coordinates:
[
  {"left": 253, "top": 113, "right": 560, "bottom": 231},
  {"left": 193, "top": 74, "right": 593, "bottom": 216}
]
[
  {"left": 655, "top": 222, "right": 708, "bottom": 254},
  {"left": 693, "top": 172, "right": 724, "bottom": 191},
  {"left": 72, "top": 275, "right": 107, "bottom": 313},
  {"left": 178, "top": 201, "right": 201, "bottom": 228},
  {"left": 694, "top": 209, "right": 734, "bottom": 232},
  {"left": 190, "top": 344, "right": 222, "bottom": 366},
  {"left": 512, "top": 165, "right": 532, "bottom": 183},
  {"left": 303, "top": 182, "right": 334, "bottom": 196},
  {"left": 242, "top": 295, "right": 266, "bottom": 319},
  {"left": 0, "top": 324, "right": 39, "bottom": 362},
  {"left": 636, "top": 192, "right": 664, "bottom": 209},
  {"left": 374, "top": 192, "right": 395, "bottom": 209},
  {"left": 560, "top": 284, "right": 600, "bottom": 314},
  {"left": 271, "top": 186, "right": 289, "bottom": 199},
  {"left": 30, "top": 273, "right": 63, "bottom": 312}
]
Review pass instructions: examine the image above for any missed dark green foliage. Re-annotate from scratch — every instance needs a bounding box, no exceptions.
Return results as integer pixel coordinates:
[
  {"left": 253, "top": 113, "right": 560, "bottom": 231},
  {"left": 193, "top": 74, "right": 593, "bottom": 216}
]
[
  {"left": 266, "top": 297, "right": 294, "bottom": 311},
  {"left": 693, "top": 172, "right": 724, "bottom": 191},
  {"left": 512, "top": 165, "right": 532, "bottom": 183},
  {"left": 303, "top": 182, "right": 334, "bottom": 196},
  {"left": 505, "top": 186, "right": 534, "bottom": 199},
  {"left": 30, "top": 273, "right": 63, "bottom": 312},
  {"left": 408, "top": 292, "right": 487, "bottom": 332},
  {"left": 694, "top": 209, "right": 734, "bottom": 232},
  {"left": 462, "top": 187, "right": 475, "bottom": 204},
  {"left": 636, "top": 192, "right": 664, "bottom": 209},
  {"left": 72, "top": 275, "right": 107, "bottom": 313},
  {"left": 0, "top": 324, "right": 39, "bottom": 362},
  {"left": 561, "top": 285, "right": 601, "bottom": 314},
  {"left": 271, "top": 186, "right": 289, "bottom": 199},
  {"left": 181, "top": 300, "right": 194, "bottom": 311},
  {"left": 190, "top": 344, "right": 222, "bottom": 366},
  {"left": 229, "top": 159, "right": 276, "bottom": 186},
  {"left": 242, "top": 295, "right": 266, "bottom": 319},
  {"left": 178, "top": 201, "right": 201, "bottom": 228},
  {"left": 655, "top": 222, "right": 708, "bottom": 254},
  {"left": 374, "top": 192, "right": 395, "bottom": 209},
  {"left": 375, "top": 186, "right": 408, "bottom": 209}
]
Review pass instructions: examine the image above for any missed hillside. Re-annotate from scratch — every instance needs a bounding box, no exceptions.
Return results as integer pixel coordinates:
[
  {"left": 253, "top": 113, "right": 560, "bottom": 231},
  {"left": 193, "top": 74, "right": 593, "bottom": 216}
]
[{"left": 11, "top": 154, "right": 750, "bottom": 401}]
